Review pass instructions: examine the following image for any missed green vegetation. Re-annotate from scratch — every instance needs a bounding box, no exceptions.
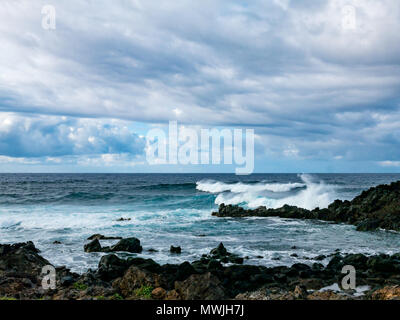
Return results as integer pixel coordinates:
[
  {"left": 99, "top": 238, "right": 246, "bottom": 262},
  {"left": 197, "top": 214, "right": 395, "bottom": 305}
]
[
  {"left": 73, "top": 282, "right": 88, "bottom": 291},
  {"left": 110, "top": 293, "right": 123, "bottom": 300},
  {"left": 0, "top": 296, "right": 17, "bottom": 300},
  {"left": 96, "top": 295, "right": 105, "bottom": 300},
  {"left": 134, "top": 285, "right": 153, "bottom": 299}
]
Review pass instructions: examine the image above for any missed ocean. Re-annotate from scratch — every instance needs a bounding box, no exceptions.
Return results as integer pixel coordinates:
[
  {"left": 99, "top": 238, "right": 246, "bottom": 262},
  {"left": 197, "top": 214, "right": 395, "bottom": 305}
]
[{"left": 0, "top": 173, "right": 400, "bottom": 273}]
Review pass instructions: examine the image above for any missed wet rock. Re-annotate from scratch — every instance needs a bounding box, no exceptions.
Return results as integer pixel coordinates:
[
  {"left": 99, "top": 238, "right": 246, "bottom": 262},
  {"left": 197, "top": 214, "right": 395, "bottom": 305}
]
[
  {"left": 97, "top": 254, "right": 129, "bottom": 281},
  {"left": 84, "top": 239, "right": 102, "bottom": 253},
  {"left": 170, "top": 246, "right": 182, "bottom": 254},
  {"left": 207, "top": 243, "right": 243, "bottom": 264},
  {"left": 60, "top": 276, "right": 75, "bottom": 287},
  {"left": 0, "top": 242, "right": 50, "bottom": 277},
  {"left": 53, "top": 241, "right": 62, "bottom": 245},
  {"left": 0, "top": 242, "right": 52, "bottom": 299},
  {"left": 213, "top": 181, "right": 400, "bottom": 232},
  {"left": 356, "top": 219, "right": 381, "bottom": 231},
  {"left": 104, "top": 238, "right": 142, "bottom": 253},
  {"left": 87, "top": 234, "right": 123, "bottom": 240},
  {"left": 342, "top": 254, "right": 368, "bottom": 269},
  {"left": 367, "top": 256, "right": 398, "bottom": 273},
  {"left": 116, "top": 218, "right": 131, "bottom": 222},
  {"left": 210, "top": 243, "right": 228, "bottom": 257}
]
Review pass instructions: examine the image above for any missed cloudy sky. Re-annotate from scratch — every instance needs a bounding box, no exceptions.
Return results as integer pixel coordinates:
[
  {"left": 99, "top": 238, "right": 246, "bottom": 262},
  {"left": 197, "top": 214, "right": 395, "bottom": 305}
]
[{"left": 0, "top": 0, "right": 400, "bottom": 173}]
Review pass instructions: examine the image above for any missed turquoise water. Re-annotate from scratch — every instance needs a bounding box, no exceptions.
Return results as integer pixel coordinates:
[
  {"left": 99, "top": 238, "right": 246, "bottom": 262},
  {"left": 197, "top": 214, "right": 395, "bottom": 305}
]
[{"left": 0, "top": 173, "right": 400, "bottom": 273}]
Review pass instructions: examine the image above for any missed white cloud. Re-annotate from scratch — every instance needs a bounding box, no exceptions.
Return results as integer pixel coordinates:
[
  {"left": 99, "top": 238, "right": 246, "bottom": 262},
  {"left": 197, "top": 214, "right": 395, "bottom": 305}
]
[
  {"left": 0, "top": 0, "right": 399, "bottom": 169},
  {"left": 379, "top": 161, "right": 400, "bottom": 167}
]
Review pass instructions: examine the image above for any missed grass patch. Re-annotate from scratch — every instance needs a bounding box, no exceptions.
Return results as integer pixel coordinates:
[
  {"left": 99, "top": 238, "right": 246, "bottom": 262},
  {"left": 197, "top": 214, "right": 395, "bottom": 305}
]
[
  {"left": 110, "top": 293, "right": 123, "bottom": 300},
  {"left": 73, "top": 282, "right": 88, "bottom": 291},
  {"left": 134, "top": 285, "right": 153, "bottom": 299},
  {"left": 0, "top": 297, "right": 17, "bottom": 300}
]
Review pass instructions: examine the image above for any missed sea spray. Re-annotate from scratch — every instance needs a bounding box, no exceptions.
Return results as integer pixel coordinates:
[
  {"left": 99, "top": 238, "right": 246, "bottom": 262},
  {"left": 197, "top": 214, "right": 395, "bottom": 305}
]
[{"left": 197, "top": 174, "right": 337, "bottom": 210}]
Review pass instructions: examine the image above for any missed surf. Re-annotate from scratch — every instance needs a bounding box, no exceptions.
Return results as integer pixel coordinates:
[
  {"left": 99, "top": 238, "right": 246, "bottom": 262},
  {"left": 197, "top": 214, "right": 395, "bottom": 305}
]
[{"left": 196, "top": 174, "right": 337, "bottom": 210}]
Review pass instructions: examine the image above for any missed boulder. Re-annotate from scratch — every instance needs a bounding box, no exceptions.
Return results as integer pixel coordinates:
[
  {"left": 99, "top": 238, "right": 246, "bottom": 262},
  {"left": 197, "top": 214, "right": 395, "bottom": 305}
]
[
  {"left": 0, "top": 242, "right": 52, "bottom": 299},
  {"left": 114, "top": 265, "right": 167, "bottom": 297},
  {"left": 0, "top": 242, "right": 50, "bottom": 277},
  {"left": 105, "top": 238, "right": 142, "bottom": 253},
  {"left": 84, "top": 239, "right": 102, "bottom": 253},
  {"left": 170, "top": 246, "right": 182, "bottom": 254},
  {"left": 97, "top": 254, "right": 128, "bottom": 281},
  {"left": 87, "top": 234, "right": 122, "bottom": 240},
  {"left": 174, "top": 272, "right": 227, "bottom": 300},
  {"left": 151, "top": 287, "right": 167, "bottom": 300}
]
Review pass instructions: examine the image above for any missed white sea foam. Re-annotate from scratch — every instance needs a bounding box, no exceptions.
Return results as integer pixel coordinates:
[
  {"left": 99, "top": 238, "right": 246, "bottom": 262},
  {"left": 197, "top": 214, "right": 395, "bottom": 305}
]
[
  {"left": 196, "top": 180, "right": 305, "bottom": 193},
  {"left": 196, "top": 174, "right": 337, "bottom": 210}
]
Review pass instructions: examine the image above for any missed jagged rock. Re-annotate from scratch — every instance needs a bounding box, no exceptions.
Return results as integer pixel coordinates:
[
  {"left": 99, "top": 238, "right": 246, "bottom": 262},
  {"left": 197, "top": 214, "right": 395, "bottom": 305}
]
[
  {"left": 114, "top": 266, "right": 167, "bottom": 297},
  {"left": 0, "top": 242, "right": 50, "bottom": 277},
  {"left": 106, "top": 238, "right": 142, "bottom": 253},
  {"left": 371, "top": 286, "right": 400, "bottom": 300},
  {"left": 0, "top": 242, "right": 52, "bottom": 299},
  {"left": 84, "top": 239, "right": 102, "bottom": 253},
  {"left": 87, "top": 234, "right": 122, "bottom": 240},
  {"left": 206, "top": 243, "right": 244, "bottom": 265},
  {"left": 212, "top": 181, "right": 400, "bottom": 232},
  {"left": 97, "top": 254, "right": 129, "bottom": 281},
  {"left": 165, "top": 289, "right": 180, "bottom": 300},
  {"left": 307, "top": 290, "right": 348, "bottom": 300},
  {"left": 356, "top": 219, "right": 381, "bottom": 231},
  {"left": 174, "top": 272, "right": 227, "bottom": 300},
  {"left": 85, "top": 237, "right": 143, "bottom": 254},
  {"left": 151, "top": 287, "right": 167, "bottom": 300},
  {"left": 116, "top": 218, "right": 131, "bottom": 222},
  {"left": 210, "top": 243, "right": 228, "bottom": 257},
  {"left": 293, "top": 285, "right": 308, "bottom": 299},
  {"left": 170, "top": 246, "right": 182, "bottom": 254}
]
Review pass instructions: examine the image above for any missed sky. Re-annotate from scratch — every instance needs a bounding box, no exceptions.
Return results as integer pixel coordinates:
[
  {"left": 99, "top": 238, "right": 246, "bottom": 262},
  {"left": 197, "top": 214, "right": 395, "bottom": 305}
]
[{"left": 0, "top": 0, "right": 400, "bottom": 173}]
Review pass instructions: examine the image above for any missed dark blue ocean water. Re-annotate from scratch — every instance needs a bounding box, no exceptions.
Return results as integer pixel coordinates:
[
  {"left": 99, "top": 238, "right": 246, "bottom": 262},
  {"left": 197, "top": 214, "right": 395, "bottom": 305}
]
[{"left": 0, "top": 173, "right": 400, "bottom": 273}]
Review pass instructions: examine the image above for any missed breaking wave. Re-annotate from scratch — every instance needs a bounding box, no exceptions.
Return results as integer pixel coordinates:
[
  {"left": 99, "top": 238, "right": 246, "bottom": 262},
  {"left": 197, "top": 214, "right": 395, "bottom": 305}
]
[{"left": 196, "top": 174, "right": 337, "bottom": 210}]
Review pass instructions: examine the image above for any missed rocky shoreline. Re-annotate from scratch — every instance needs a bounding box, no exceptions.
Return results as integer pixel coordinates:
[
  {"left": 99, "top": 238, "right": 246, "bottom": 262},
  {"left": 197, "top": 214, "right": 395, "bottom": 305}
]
[
  {"left": 1, "top": 180, "right": 400, "bottom": 300},
  {"left": 212, "top": 180, "right": 400, "bottom": 232},
  {"left": 1, "top": 240, "right": 400, "bottom": 300}
]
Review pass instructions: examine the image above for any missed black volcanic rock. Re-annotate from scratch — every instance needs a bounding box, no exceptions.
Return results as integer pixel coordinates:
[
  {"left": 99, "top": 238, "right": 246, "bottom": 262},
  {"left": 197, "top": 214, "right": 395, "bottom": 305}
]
[
  {"left": 84, "top": 239, "right": 102, "bottom": 253},
  {"left": 105, "top": 238, "right": 142, "bottom": 253},
  {"left": 84, "top": 237, "right": 143, "bottom": 253},
  {"left": 212, "top": 180, "right": 400, "bottom": 232},
  {"left": 170, "top": 246, "right": 182, "bottom": 254},
  {"left": 4, "top": 240, "right": 400, "bottom": 300}
]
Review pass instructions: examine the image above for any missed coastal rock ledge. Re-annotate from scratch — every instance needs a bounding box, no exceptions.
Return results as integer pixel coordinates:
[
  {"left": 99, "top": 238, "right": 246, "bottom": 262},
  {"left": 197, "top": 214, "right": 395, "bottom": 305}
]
[
  {"left": 212, "top": 180, "right": 400, "bottom": 232},
  {"left": 3, "top": 241, "right": 400, "bottom": 300}
]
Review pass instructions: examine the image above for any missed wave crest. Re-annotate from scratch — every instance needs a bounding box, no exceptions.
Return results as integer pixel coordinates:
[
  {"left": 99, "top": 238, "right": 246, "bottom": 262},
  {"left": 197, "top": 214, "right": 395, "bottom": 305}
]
[{"left": 196, "top": 174, "right": 336, "bottom": 210}]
